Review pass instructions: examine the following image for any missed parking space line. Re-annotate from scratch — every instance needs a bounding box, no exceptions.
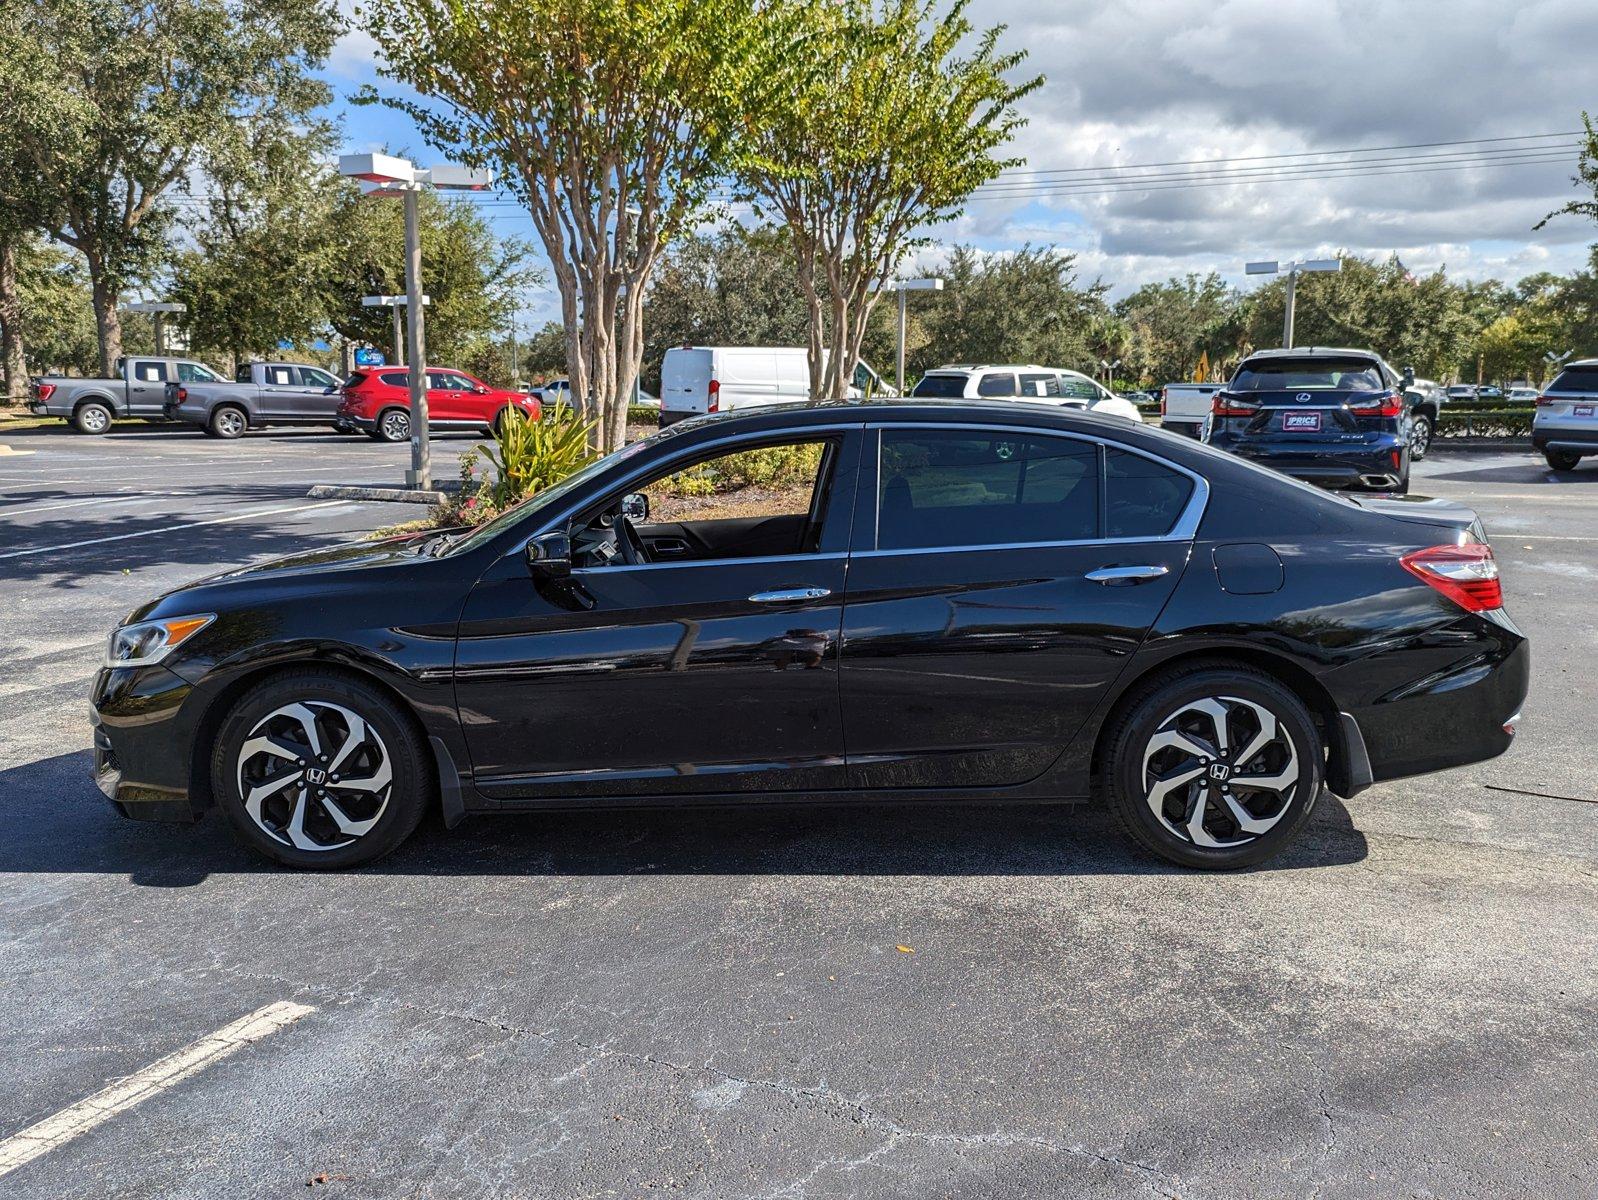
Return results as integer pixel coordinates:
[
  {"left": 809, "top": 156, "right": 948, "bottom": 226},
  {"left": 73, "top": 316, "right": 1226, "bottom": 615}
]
[
  {"left": 0, "top": 500, "right": 348, "bottom": 560},
  {"left": 0, "top": 1001, "right": 315, "bottom": 1179}
]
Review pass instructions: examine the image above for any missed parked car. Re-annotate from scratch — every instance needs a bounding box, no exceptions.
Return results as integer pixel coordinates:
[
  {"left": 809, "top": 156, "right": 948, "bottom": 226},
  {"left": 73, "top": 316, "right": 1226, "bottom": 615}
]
[
  {"left": 1157, "top": 382, "right": 1225, "bottom": 438},
  {"left": 1506, "top": 387, "right": 1540, "bottom": 404},
  {"left": 909, "top": 365, "right": 1143, "bottom": 421},
  {"left": 1478, "top": 385, "right": 1504, "bottom": 401},
  {"left": 162, "top": 361, "right": 345, "bottom": 438},
  {"left": 1446, "top": 384, "right": 1478, "bottom": 402},
  {"left": 28, "top": 357, "right": 225, "bottom": 434},
  {"left": 659, "top": 346, "right": 893, "bottom": 425},
  {"left": 1533, "top": 358, "right": 1598, "bottom": 471},
  {"left": 92, "top": 399, "right": 1526, "bottom": 872},
  {"left": 1404, "top": 377, "right": 1449, "bottom": 460},
  {"left": 1205, "top": 348, "right": 1414, "bottom": 492},
  {"left": 334, "top": 367, "right": 539, "bottom": 442},
  {"left": 535, "top": 377, "right": 572, "bottom": 409}
]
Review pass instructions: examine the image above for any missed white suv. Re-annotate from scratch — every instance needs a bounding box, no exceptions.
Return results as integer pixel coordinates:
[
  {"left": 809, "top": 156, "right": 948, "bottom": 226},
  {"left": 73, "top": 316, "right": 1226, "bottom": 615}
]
[
  {"left": 910, "top": 364, "right": 1143, "bottom": 421},
  {"left": 1533, "top": 359, "right": 1598, "bottom": 472}
]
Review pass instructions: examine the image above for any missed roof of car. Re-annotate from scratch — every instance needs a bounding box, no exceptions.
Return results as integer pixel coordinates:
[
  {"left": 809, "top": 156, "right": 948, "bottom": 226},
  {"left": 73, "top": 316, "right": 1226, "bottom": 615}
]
[
  {"left": 1562, "top": 358, "right": 1598, "bottom": 368},
  {"left": 926, "top": 364, "right": 1049, "bottom": 374},
  {"left": 1241, "top": 347, "right": 1383, "bottom": 361}
]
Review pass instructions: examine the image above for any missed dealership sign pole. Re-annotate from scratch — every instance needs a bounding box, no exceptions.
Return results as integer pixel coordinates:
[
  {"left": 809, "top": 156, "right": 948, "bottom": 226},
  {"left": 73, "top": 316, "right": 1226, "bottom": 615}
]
[
  {"left": 1246, "top": 258, "right": 1341, "bottom": 349},
  {"left": 339, "top": 155, "right": 493, "bottom": 490}
]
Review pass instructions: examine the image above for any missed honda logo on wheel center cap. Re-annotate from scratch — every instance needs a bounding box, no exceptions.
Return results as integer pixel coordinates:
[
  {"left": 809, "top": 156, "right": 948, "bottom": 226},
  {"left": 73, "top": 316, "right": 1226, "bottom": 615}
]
[
  {"left": 1207, "top": 762, "right": 1231, "bottom": 781},
  {"left": 305, "top": 767, "right": 327, "bottom": 785}
]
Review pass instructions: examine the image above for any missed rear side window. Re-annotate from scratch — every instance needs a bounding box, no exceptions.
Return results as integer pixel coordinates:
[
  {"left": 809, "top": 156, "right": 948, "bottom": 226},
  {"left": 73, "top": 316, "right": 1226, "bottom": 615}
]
[
  {"left": 910, "top": 374, "right": 969, "bottom": 398},
  {"left": 1548, "top": 367, "right": 1598, "bottom": 393},
  {"left": 344, "top": 372, "right": 367, "bottom": 389},
  {"left": 1019, "top": 373, "right": 1062, "bottom": 398},
  {"left": 976, "top": 372, "right": 1018, "bottom": 397},
  {"left": 1105, "top": 448, "right": 1195, "bottom": 538},
  {"left": 877, "top": 431, "right": 1098, "bottom": 549},
  {"left": 378, "top": 371, "right": 409, "bottom": 388}
]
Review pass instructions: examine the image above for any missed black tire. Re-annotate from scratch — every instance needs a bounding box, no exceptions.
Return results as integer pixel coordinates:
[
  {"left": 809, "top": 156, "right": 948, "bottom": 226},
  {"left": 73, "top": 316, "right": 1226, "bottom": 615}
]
[
  {"left": 1408, "top": 413, "right": 1433, "bottom": 460},
  {"left": 207, "top": 405, "right": 248, "bottom": 439},
  {"left": 1545, "top": 450, "right": 1581, "bottom": 472},
  {"left": 73, "top": 401, "right": 113, "bottom": 435},
  {"left": 375, "top": 407, "right": 410, "bottom": 443},
  {"left": 1101, "top": 665, "right": 1324, "bottom": 870},
  {"left": 1391, "top": 469, "right": 1410, "bottom": 495},
  {"left": 211, "top": 669, "right": 432, "bottom": 869}
]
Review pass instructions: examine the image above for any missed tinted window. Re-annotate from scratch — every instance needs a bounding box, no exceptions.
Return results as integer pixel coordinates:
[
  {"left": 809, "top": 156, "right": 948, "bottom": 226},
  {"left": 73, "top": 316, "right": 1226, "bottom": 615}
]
[
  {"left": 1549, "top": 367, "right": 1598, "bottom": 393},
  {"left": 1232, "top": 359, "right": 1382, "bottom": 392},
  {"left": 976, "top": 372, "right": 1018, "bottom": 397},
  {"left": 379, "top": 371, "right": 409, "bottom": 388},
  {"left": 910, "top": 373, "right": 969, "bottom": 398},
  {"left": 1019, "top": 373, "right": 1062, "bottom": 398},
  {"left": 177, "top": 362, "right": 222, "bottom": 383},
  {"left": 132, "top": 361, "right": 167, "bottom": 383},
  {"left": 302, "top": 368, "right": 339, "bottom": 388},
  {"left": 265, "top": 365, "right": 295, "bottom": 386},
  {"left": 877, "top": 431, "right": 1098, "bottom": 550},
  {"left": 234, "top": 364, "right": 252, "bottom": 382},
  {"left": 1105, "top": 447, "right": 1194, "bottom": 538},
  {"left": 852, "top": 362, "right": 877, "bottom": 393}
]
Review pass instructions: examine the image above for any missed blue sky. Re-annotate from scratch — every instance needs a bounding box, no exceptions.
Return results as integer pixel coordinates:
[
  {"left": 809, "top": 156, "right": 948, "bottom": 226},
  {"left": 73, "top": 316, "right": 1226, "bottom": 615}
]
[{"left": 320, "top": 0, "right": 1598, "bottom": 335}]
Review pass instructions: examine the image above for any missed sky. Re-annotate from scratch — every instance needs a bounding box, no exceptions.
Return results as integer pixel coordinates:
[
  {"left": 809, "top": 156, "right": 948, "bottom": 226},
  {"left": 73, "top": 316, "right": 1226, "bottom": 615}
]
[{"left": 321, "top": 0, "right": 1598, "bottom": 330}]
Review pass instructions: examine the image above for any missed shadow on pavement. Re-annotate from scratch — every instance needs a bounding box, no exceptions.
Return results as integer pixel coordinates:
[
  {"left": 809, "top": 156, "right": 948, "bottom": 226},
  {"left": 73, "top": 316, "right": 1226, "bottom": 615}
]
[
  {"left": 0, "top": 750, "right": 1370, "bottom": 887},
  {"left": 1420, "top": 460, "right": 1598, "bottom": 486}
]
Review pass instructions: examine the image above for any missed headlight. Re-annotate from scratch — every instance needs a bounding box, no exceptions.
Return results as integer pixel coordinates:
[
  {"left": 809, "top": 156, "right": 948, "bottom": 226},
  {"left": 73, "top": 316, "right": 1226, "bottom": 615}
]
[{"left": 106, "top": 614, "right": 215, "bottom": 668}]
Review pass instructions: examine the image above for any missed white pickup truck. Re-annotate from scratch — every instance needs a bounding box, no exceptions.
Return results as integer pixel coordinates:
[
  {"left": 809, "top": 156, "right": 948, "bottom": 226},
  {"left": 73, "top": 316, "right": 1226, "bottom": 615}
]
[{"left": 1158, "top": 382, "right": 1225, "bottom": 439}]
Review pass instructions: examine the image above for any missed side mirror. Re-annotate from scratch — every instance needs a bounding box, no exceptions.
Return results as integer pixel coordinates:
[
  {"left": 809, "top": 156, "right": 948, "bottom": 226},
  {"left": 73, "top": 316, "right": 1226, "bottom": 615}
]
[
  {"left": 1402, "top": 365, "right": 1416, "bottom": 387},
  {"left": 524, "top": 531, "right": 571, "bottom": 580},
  {"left": 620, "top": 492, "right": 650, "bottom": 522}
]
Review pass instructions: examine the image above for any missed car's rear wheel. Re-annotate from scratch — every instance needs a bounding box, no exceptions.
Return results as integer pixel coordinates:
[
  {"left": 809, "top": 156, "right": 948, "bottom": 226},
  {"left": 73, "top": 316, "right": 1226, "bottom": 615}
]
[
  {"left": 375, "top": 408, "right": 410, "bottom": 443},
  {"left": 1103, "top": 666, "right": 1323, "bottom": 869},
  {"left": 208, "top": 405, "right": 247, "bottom": 439},
  {"left": 73, "top": 402, "right": 112, "bottom": 435},
  {"left": 211, "top": 670, "right": 431, "bottom": 868},
  {"left": 1545, "top": 450, "right": 1581, "bottom": 472},
  {"left": 1408, "top": 413, "right": 1433, "bottom": 460}
]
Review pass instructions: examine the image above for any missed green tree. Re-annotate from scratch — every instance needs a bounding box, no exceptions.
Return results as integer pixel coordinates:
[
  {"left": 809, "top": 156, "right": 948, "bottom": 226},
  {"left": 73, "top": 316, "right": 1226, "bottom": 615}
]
[
  {"left": 1116, "top": 273, "right": 1242, "bottom": 385},
  {"left": 4, "top": 0, "right": 339, "bottom": 375},
  {"left": 741, "top": 0, "right": 1040, "bottom": 399},
  {"left": 1537, "top": 112, "right": 1598, "bottom": 232},
  {"left": 359, "top": 0, "right": 785, "bottom": 452}
]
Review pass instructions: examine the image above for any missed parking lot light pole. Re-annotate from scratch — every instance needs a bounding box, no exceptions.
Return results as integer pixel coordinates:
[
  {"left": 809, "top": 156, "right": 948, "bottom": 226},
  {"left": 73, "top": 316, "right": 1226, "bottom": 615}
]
[
  {"left": 884, "top": 278, "right": 944, "bottom": 395},
  {"left": 1099, "top": 358, "right": 1122, "bottom": 392},
  {"left": 125, "top": 301, "right": 187, "bottom": 356},
  {"left": 361, "top": 294, "right": 431, "bottom": 368},
  {"left": 339, "top": 154, "right": 493, "bottom": 490},
  {"left": 1245, "top": 258, "right": 1341, "bottom": 348}
]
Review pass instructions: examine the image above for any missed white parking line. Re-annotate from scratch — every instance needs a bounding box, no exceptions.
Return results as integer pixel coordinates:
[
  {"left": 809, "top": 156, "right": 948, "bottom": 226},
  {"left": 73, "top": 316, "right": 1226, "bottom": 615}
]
[
  {"left": 0, "top": 500, "right": 349, "bottom": 560},
  {"left": 0, "top": 1001, "right": 315, "bottom": 1179}
]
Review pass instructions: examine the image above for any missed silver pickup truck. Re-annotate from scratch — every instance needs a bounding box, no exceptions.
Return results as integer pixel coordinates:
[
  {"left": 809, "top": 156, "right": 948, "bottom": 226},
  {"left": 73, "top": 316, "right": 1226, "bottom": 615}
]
[
  {"left": 163, "top": 360, "right": 345, "bottom": 438},
  {"left": 28, "top": 357, "right": 227, "bottom": 434}
]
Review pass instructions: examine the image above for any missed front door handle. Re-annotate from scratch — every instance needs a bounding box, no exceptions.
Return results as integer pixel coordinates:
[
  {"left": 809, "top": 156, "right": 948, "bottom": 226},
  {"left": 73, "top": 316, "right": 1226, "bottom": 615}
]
[
  {"left": 1084, "top": 565, "right": 1169, "bottom": 585},
  {"left": 749, "top": 587, "right": 832, "bottom": 603}
]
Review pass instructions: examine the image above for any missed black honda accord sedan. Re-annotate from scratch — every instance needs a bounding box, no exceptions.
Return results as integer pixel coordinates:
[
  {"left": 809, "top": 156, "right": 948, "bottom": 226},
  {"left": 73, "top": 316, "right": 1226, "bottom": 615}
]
[{"left": 91, "top": 400, "right": 1528, "bottom": 870}]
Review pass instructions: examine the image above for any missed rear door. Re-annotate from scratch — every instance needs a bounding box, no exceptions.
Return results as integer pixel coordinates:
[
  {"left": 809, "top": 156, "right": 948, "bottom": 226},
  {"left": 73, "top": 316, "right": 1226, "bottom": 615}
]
[
  {"left": 661, "top": 348, "right": 713, "bottom": 415},
  {"left": 718, "top": 349, "right": 782, "bottom": 411},
  {"left": 126, "top": 360, "right": 169, "bottom": 416},
  {"left": 839, "top": 425, "right": 1196, "bottom": 790},
  {"left": 257, "top": 363, "right": 300, "bottom": 419}
]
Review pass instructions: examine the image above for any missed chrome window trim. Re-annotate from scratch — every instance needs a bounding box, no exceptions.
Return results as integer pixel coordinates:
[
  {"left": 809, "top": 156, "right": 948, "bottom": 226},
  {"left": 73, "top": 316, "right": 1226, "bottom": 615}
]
[
  {"left": 573, "top": 551, "right": 848, "bottom": 576},
  {"left": 865, "top": 420, "right": 1209, "bottom": 550}
]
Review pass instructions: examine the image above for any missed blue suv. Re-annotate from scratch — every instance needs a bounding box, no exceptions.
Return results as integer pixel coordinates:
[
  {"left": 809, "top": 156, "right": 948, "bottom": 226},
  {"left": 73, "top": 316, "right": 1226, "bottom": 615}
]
[{"left": 1205, "top": 348, "right": 1413, "bottom": 493}]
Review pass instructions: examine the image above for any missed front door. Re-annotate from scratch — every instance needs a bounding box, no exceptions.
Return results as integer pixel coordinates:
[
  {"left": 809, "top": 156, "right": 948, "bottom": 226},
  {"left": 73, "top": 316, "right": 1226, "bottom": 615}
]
[
  {"left": 454, "top": 427, "right": 863, "bottom": 801},
  {"left": 296, "top": 366, "right": 343, "bottom": 421},
  {"left": 840, "top": 426, "right": 1195, "bottom": 789},
  {"left": 427, "top": 370, "right": 471, "bottom": 423}
]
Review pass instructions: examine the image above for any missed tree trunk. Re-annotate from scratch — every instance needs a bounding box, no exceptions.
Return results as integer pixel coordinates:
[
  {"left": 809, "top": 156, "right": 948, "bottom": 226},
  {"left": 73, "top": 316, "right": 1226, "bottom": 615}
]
[
  {"left": 88, "top": 256, "right": 123, "bottom": 376},
  {"left": 0, "top": 237, "right": 24, "bottom": 403}
]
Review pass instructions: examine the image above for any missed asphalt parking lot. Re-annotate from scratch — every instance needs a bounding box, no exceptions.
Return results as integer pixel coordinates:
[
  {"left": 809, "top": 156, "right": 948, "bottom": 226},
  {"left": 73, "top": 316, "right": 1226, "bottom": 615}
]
[{"left": 1, "top": 422, "right": 1595, "bottom": 1199}]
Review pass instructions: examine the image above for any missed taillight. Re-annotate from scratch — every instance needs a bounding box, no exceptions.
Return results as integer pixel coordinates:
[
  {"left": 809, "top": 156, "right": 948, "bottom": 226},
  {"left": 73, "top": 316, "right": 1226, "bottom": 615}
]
[
  {"left": 1210, "top": 392, "right": 1257, "bottom": 417},
  {"left": 1399, "top": 543, "right": 1502, "bottom": 613},
  {"left": 1350, "top": 392, "right": 1403, "bottom": 418},
  {"left": 176, "top": 387, "right": 187, "bottom": 402},
  {"left": 707, "top": 378, "right": 720, "bottom": 412},
  {"left": 1534, "top": 394, "right": 1553, "bottom": 407},
  {"left": 37, "top": 382, "right": 56, "bottom": 401}
]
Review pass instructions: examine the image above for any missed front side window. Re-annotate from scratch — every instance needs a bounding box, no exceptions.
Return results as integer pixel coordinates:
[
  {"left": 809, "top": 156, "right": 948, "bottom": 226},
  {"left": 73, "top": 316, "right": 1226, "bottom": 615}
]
[
  {"left": 877, "top": 430, "right": 1098, "bottom": 550},
  {"left": 1058, "top": 377, "right": 1100, "bottom": 401},
  {"left": 976, "top": 372, "right": 1018, "bottom": 397},
  {"left": 302, "top": 368, "right": 339, "bottom": 388},
  {"left": 852, "top": 362, "right": 877, "bottom": 393},
  {"left": 176, "top": 362, "right": 220, "bottom": 383},
  {"left": 426, "top": 370, "right": 458, "bottom": 391}
]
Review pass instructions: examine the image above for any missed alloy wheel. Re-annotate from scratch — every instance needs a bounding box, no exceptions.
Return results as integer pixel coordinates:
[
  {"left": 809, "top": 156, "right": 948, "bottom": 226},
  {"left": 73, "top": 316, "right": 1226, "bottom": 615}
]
[
  {"left": 1409, "top": 416, "right": 1432, "bottom": 457},
  {"left": 381, "top": 410, "right": 409, "bottom": 441},
  {"left": 80, "top": 406, "right": 110, "bottom": 433},
  {"left": 1140, "top": 695, "right": 1301, "bottom": 849},
  {"left": 215, "top": 409, "right": 246, "bottom": 437},
  {"left": 234, "top": 700, "right": 393, "bottom": 852}
]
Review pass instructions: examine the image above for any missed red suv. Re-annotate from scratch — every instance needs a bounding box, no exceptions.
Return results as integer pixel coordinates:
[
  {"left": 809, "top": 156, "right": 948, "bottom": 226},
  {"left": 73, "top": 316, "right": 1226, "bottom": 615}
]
[{"left": 335, "top": 367, "right": 540, "bottom": 442}]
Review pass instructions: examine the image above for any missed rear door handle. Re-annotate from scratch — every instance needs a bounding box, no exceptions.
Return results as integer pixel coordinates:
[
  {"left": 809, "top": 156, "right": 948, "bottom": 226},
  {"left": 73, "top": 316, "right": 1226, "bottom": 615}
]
[
  {"left": 1084, "top": 565, "right": 1169, "bottom": 585},
  {"left": 749, "top": 587, "right": 832, "bottom": 603}
]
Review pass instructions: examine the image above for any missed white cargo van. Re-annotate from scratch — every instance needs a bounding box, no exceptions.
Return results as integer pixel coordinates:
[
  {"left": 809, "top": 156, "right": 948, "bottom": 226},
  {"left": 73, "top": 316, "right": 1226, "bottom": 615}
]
[{"left": 659, "top": 346, "right": 893, "bottom": 424}]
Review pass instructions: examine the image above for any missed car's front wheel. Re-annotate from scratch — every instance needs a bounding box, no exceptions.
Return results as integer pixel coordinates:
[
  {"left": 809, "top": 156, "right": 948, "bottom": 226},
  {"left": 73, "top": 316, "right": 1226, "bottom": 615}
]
[
  {"left": 211, "top": 670, "right": 431, "bottom": 868},
  {"left": 1102, "top": 666, "right": 1324, "bottom": 869},
  {"left": 1545, "top": 450, "right": 1581, "bottom": 472}
]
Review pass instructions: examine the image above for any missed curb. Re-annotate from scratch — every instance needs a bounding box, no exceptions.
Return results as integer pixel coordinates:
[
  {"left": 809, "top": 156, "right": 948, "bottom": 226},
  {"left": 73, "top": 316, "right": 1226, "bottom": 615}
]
[
  {"left": 1426, "top": 440, "right": 1533, "bottom": 455},
  {"left": 0, "top": 444, "right": 36, "bottom": 456},
  {"left": 309, "top": 484, "right": 447, "bottom": 505}
]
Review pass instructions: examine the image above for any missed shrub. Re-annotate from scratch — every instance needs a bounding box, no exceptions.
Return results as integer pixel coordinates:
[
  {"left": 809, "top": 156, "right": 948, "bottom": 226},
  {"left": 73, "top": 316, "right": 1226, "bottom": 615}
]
[
  {"left": 655, "top": 442, "right": 822, "bottom": 498},
  {"left": 442, "top": 407, "right": 598, "bottom": 526},
  {"left": 1436, "top": 409, "right": 1536, "bottom": 438}
]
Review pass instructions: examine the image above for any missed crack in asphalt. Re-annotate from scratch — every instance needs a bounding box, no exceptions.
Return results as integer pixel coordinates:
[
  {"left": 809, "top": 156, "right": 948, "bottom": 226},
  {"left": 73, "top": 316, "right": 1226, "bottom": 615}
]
[{"left": 199, "top": 960, "right": 1189, "bottom": 1199}]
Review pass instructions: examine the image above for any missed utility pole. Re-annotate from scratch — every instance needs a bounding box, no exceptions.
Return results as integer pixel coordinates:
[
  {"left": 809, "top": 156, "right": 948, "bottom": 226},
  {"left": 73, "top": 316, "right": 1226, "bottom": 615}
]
[{"left": 883, "top": 277, "right": 944, "bottom": 395}]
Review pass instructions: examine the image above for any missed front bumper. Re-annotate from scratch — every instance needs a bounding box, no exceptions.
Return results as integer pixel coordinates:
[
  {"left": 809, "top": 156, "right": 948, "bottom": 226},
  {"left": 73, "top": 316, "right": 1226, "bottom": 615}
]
[{"left": 91, "top": 662, "right": 204, "bottom": 821}]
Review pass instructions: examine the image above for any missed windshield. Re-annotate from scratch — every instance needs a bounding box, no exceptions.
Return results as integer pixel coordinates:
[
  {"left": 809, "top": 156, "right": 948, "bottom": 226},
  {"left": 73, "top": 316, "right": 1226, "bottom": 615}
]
[
  {"left": 442, "top": 424, "right": 679, "bottom": 556},
  {"left": 1230, "top": 358, "right": 1384, "bottom": 393},
  {"left": 910, "top": 374, "right": 969, "bottom": 398}
]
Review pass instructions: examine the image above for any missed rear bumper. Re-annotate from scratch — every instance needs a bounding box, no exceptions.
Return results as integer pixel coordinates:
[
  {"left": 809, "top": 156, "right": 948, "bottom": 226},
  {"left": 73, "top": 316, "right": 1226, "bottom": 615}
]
[
  {"left": 659, "top": 409, "right": 699, "bottom": 428},
  {"left": 1160, "top": 419, "right": 1205, "bottom": 438},
  {"left": 1531, "top": 426, "right": 1598, "bottom": 454},
  {"left": 1211, "top": 432, "right": 1407, "bottom": 488}
]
